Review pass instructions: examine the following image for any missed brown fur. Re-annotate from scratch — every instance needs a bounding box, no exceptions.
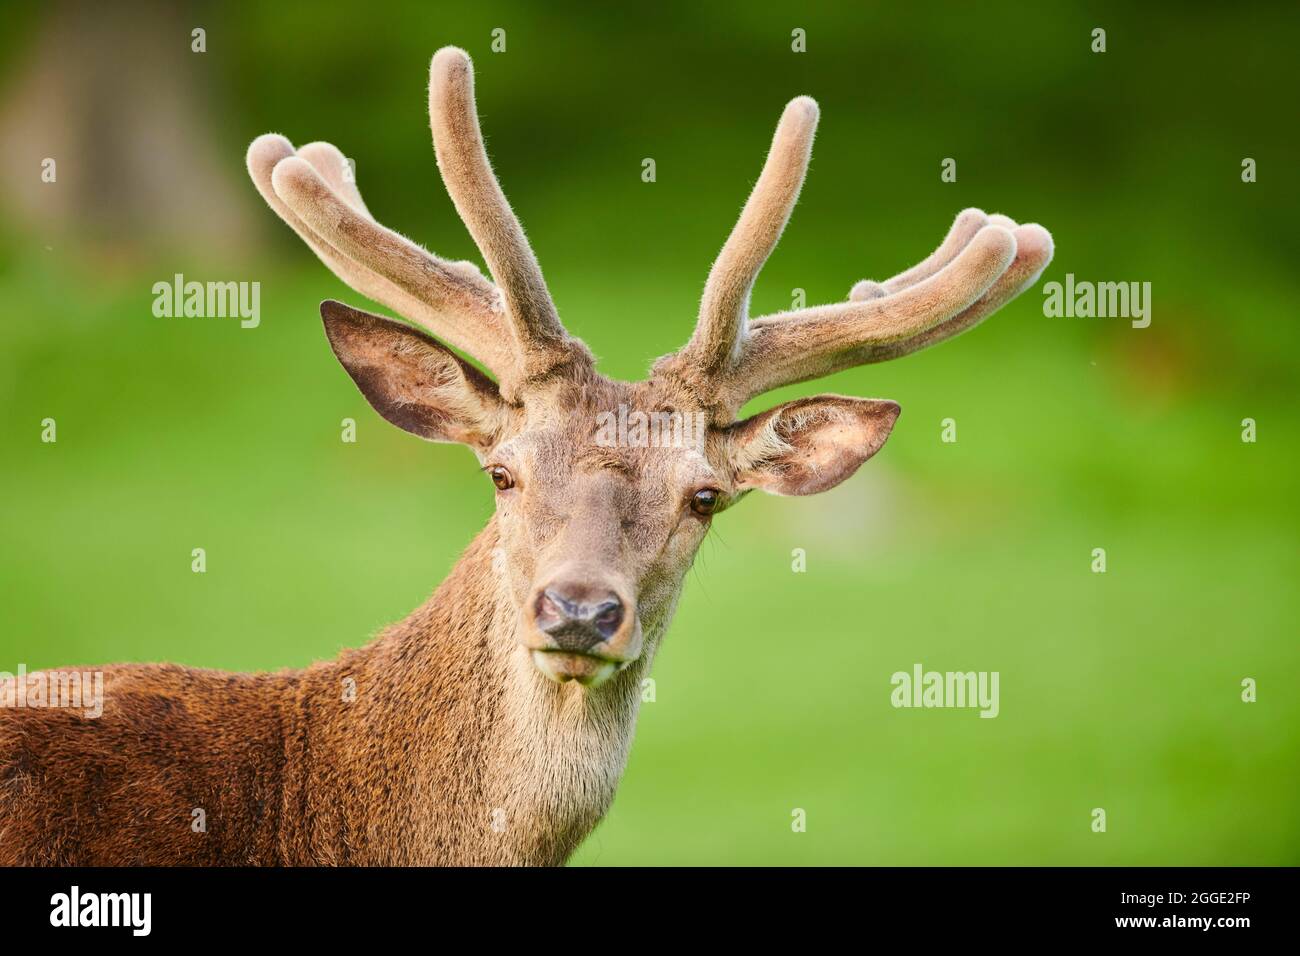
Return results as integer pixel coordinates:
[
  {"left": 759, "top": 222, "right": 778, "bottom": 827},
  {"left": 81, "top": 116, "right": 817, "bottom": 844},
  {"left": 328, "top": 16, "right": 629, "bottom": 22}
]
[
  {"left": 0, "top": 47, "right": 1051, "bottom": 866},
  {"left": 0, "top": 524, "right": 639, "bottom": 865}
]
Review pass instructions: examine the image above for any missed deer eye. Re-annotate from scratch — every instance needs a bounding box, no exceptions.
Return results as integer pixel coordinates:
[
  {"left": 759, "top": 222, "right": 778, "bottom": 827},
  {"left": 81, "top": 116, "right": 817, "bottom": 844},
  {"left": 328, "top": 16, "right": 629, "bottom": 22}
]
[
  {"left": 690, "top": 488, "right": 721, "bottom": 516},
  {"left": 488, "top": 465, "right": 515, "bottom": 491}
]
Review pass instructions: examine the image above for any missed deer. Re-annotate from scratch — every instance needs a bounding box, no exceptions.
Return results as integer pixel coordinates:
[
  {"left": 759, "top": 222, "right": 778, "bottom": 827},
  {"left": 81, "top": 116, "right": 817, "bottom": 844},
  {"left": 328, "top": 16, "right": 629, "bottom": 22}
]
[{"left": 0, "top": 47, "right": 1051, "bottom": 866}]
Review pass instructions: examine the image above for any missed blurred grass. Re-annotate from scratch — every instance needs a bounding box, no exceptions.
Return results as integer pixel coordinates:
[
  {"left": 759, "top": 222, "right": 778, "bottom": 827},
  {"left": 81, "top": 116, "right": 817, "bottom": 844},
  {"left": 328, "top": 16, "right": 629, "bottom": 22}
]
[{"left": 1, "top": 0, "right": 1297, "bottom": 864}]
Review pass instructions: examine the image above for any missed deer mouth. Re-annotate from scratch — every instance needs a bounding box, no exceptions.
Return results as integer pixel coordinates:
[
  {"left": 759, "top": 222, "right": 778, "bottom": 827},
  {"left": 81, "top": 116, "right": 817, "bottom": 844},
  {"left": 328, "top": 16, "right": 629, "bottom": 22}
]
[{"left": 530, "top": 649, "right": 623, "bottom": 687}]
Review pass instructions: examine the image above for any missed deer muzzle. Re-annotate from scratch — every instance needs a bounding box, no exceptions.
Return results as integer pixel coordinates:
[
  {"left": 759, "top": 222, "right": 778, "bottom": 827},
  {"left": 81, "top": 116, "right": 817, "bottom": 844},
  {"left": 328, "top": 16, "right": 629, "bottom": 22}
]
[{"left": 523, "top": 580, "right": 642, "bottom": 687}]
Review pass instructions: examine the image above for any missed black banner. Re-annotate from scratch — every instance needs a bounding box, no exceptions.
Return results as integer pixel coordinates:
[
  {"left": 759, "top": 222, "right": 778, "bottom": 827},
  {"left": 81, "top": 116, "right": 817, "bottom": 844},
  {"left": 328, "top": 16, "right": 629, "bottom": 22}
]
[{"left": 1, "top": 866, "right": 1287, "bottom": 941}]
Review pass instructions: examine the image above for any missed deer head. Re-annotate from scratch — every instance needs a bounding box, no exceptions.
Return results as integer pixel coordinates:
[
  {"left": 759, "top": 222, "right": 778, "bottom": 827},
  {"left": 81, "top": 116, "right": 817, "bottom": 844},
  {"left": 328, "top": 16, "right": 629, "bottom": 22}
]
[{"left": 247, "top": 47, "right": 1052, "bottom": 691}]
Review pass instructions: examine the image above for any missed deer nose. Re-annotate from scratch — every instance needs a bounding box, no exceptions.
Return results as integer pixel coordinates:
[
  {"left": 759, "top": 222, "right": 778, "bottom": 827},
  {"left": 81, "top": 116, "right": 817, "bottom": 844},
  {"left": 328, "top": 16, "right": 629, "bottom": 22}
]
[{"left": 534, "top": 586, "right": 625, "bottom": 651}]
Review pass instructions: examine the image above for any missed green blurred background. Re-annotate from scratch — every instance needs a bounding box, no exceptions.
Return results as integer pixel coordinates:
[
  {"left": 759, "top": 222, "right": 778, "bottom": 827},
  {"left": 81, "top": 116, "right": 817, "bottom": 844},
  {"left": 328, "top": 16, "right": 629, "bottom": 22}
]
[{"left": 1, "top": 1, "right": 1296, "bottom": 865}]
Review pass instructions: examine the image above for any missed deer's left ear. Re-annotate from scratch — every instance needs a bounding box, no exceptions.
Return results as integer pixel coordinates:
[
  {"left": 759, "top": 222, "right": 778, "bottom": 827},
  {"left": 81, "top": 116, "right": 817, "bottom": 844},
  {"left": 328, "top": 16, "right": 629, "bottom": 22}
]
[
  {"left": 320, "top": 299, "right": 509, "bottom": 452},
  {"left": 723, "top": 395, "right": 901, "bottom": 496}
]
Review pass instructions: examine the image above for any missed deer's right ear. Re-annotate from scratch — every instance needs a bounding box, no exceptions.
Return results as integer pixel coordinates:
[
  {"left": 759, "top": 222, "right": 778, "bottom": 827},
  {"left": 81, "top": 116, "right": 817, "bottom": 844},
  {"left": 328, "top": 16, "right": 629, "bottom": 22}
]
[{"left": 320, "top": 300, "right": 509, "bottom": 451}]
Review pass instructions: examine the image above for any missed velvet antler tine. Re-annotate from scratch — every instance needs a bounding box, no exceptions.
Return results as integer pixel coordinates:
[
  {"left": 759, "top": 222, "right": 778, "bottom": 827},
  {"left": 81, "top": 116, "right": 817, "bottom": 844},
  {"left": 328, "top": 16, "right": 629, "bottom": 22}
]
[
  {"left": 682, "top": 96, "right": 819, "bottom": 375},
  {"left": 272, "top": 158, "right": 499, "bottom": 317},
  {"left": 428, "top": 47, "right": 584, "bottom": 380},
  {"left": 722, "top": 225, "right": 1017, "bottom": 407},
  {"left": 848, "top": 279, "right": 888, "bottom": 302},
  {"left": 296, "top": 141, "right": 493, "bottom": 289},
  {"left": 863, "top": 223, "right": 1052, "bottom": 365},
  {"left": 270, "top": 156, "right": 515, "bottom": 379},
  {"left": 876, "top": 207, "right": 989, "bottom": 295},
  {"left": 248, "top": 135, "right": 426, "bottom": 317},
  {"left": 248, "top": 134, "right": 358, "bottom": 271},
  {"left": 295, "top": 141, "right": 372, "bottom": 217},
  {"left": 298, "top": 142, "right": 498, "bottom": 291},
  {"left": 248, "top": 136, "right": 515, "bottom": 381},
  {"left": 847, "top": 208, "right": 988, "bottom": 301}
]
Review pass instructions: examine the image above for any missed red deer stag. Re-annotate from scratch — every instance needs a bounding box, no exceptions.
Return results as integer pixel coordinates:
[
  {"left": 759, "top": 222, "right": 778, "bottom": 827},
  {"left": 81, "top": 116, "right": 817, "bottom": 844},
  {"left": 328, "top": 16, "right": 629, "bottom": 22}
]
[{"left": 0, "top": 47, "right": 1051, "bottom": 865}]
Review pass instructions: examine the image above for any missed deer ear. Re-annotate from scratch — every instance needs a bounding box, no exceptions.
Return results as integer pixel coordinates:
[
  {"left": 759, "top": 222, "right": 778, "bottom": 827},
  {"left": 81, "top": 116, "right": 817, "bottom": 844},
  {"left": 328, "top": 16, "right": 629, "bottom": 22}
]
[
  {"left": 320, "top": 300, "right": 508, "bottom": 451},
  {"left": 724, "top": 395, "right": 901, "bottom": 496}
]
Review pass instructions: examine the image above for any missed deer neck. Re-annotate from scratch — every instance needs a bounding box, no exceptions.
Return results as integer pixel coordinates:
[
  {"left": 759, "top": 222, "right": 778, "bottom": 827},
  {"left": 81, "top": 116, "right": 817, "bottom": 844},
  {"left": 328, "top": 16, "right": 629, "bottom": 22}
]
[{"left": 301, "top": 517, "right": 651, "bottom": 866}]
